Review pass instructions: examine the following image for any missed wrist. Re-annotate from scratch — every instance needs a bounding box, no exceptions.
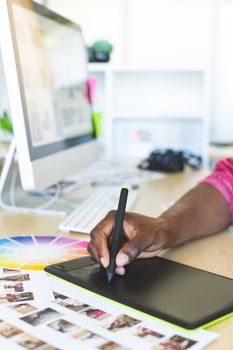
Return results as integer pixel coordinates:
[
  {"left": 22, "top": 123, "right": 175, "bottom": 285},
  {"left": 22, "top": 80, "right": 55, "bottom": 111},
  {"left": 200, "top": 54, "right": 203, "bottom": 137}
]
[{"left": 158, "top": 210, "right": 181, "bottom": 248}]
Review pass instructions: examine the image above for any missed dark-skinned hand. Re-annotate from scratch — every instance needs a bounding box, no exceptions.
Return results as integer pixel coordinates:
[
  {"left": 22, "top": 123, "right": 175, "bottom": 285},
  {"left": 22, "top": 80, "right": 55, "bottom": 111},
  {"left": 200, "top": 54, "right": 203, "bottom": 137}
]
[{"left": 87, "top": 211, "right": 173, "bottom": 275}]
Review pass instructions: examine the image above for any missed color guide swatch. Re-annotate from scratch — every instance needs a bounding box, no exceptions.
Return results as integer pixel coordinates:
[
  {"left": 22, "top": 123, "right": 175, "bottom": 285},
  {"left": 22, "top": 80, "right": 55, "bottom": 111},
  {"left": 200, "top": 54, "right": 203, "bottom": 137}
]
[{"left": 0, "top": 235, "right": 88, "bottom": 270}]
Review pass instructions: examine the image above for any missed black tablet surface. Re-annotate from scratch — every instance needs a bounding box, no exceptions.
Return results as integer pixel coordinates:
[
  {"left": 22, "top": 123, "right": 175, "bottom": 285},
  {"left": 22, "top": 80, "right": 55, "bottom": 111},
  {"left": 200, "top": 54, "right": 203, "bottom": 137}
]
[{"left": 45, "top": 256, "right": 233, "bottom": 329}]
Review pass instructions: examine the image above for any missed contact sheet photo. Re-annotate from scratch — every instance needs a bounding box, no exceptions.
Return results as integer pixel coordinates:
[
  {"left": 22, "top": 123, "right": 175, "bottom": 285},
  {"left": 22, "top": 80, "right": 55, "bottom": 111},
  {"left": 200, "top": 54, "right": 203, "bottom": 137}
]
[{"left": 0, "top": 264, "right": 219, "bottom": 350}]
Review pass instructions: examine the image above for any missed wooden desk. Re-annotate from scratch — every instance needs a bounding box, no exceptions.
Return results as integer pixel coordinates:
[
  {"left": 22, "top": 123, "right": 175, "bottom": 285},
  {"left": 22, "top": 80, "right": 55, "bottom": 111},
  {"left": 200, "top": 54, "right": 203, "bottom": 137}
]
[
  {"left": 0, "top": 169, "right": 232, "bottom": 349},
  {"left": 209, "top": 145, "right": 233, "bottom": 164}
]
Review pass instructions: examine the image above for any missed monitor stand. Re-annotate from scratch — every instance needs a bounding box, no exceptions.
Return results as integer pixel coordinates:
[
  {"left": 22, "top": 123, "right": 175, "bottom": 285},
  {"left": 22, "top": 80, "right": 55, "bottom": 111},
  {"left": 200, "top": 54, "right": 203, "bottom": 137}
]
[{"left": 0, "top": 141, "right": 84, "bottom": 215}]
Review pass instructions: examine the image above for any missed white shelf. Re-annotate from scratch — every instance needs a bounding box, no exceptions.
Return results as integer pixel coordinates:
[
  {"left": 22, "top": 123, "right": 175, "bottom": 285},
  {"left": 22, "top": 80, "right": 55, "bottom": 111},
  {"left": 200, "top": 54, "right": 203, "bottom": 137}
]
[
  {"left": 112, "top": 113, "right": 204, "bottom": 121},
  {"left": 88, "top": 65, "right": 210, "bottom": 164},
  {"left": 88, "top": 63, "right": 207, "bottom": 73},
  {"left": 112, "top": 66, "right": 206, "bottom": 73}
]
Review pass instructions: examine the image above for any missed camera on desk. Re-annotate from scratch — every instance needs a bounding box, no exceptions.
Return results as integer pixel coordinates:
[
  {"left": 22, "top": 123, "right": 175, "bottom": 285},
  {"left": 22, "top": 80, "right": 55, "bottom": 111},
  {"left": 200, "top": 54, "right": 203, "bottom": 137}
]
[{"left": 138, "top": 149, "right": 202, "bottom": 173}]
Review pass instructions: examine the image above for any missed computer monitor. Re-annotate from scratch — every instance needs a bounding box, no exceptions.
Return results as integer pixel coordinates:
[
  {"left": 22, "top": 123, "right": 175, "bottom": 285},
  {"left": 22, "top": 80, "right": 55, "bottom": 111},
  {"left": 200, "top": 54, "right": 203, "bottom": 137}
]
[{"left": 0, "top": 0, "right": 98, "bottom": 192}]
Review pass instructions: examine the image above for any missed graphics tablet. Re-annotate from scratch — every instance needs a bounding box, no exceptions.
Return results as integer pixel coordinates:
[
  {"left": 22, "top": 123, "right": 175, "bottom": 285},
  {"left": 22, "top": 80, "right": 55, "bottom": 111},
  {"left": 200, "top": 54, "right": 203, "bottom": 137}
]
[{"left": 45, "top": 256, "right": 233, "bottom": 329}]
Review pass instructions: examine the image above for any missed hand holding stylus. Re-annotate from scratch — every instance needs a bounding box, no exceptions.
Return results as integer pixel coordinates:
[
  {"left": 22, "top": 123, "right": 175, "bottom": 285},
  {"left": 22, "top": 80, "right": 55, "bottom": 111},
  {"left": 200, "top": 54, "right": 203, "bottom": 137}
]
[{"left": 88, "top": 211, "right": 170, "bottom": 277}]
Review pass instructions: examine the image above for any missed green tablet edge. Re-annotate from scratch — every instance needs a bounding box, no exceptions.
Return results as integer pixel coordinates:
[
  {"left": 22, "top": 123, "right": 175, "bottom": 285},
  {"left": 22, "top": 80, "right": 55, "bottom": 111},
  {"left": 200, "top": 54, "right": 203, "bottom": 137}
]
[{"left": 46, "top": 272, "right": 233, "bottom": 333}]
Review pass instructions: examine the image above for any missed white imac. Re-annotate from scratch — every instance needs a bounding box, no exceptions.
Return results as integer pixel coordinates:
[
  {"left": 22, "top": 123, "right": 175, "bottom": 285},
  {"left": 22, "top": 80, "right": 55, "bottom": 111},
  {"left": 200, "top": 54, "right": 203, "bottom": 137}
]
[{"left": 0, "top": 0, "right": 99, "bottom": 212}]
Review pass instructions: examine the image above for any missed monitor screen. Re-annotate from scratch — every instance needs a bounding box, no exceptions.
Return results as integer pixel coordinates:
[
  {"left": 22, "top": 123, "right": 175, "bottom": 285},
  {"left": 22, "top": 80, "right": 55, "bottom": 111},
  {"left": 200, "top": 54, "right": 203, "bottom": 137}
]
[{"left": 9, "top": 0, "right": 94, "bottom": 161}]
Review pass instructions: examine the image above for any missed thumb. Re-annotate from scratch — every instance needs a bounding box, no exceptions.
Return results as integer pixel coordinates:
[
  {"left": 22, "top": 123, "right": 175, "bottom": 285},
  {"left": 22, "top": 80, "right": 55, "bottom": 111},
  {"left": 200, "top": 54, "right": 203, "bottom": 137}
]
[{"left": 116, "top": 236, "right": 146, "bottom": 267}]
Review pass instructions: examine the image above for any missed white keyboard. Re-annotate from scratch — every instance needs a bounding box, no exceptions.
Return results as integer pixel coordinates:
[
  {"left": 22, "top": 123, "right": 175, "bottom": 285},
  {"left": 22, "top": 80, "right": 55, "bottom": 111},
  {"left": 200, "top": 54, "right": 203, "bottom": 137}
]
[{"left": 58, "top": 187, "right": 138, "bottom": 234}]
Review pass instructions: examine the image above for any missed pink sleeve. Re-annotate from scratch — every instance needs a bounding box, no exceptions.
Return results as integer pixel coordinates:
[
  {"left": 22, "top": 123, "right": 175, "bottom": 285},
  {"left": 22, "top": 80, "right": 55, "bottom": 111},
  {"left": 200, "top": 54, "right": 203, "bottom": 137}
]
[{"left": 200, "top": 158, "right": 233, "bottom": 224}]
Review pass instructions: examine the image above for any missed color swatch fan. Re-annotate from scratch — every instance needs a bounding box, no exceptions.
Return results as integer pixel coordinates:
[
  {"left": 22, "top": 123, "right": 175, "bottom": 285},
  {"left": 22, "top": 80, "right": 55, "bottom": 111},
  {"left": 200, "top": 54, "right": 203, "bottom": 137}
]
[{"left": 0, "top": 235, "right": 88, "bottom": 270}]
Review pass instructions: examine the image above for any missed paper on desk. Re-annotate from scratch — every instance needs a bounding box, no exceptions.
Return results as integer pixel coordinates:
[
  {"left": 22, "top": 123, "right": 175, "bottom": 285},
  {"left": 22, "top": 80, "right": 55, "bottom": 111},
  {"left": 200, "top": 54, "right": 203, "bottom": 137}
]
[
  {"left": 47, "top": 276, "right": 219, "bottom": 350},
  {"left": 0, "top": 269, "right": 219, "bottom": 350},
  {"left": 0, "top": 267, "right": 54, "bottom": 304},
  {"left": 68, "top": 162, "right": 166, "bottom": 188}
]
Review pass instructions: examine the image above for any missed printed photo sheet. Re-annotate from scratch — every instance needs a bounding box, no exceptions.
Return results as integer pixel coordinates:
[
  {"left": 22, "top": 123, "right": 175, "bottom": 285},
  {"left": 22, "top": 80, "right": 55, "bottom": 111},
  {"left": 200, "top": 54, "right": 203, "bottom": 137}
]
[
  {"left": 0, "top": 268, "right": 54, "bottom": 305},
  {"left": 0, "top": 271, "right": 218, "bottom": 350}
]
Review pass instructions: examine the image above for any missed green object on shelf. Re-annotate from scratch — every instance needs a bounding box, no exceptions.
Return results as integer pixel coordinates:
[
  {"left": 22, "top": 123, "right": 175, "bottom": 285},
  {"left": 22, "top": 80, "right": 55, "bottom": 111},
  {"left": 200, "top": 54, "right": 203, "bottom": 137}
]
[
  {"left": 0, "top": 111, "right": 13, "bottom": 133},
  {"left": 88, "top": 40, "right": 113, "bottom": 63},
  {"left": 92, "top": 40, "right": 113, "bottom": 54},
  {"left": 92, "top": 112, "right": 102, "bottom": 137}
]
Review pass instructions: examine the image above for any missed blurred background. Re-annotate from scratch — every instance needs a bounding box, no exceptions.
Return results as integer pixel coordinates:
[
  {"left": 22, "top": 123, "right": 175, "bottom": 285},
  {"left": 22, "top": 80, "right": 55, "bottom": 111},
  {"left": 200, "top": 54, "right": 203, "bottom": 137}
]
[{"left": 1, "top": 0, "right": 233, "bottom": 166}]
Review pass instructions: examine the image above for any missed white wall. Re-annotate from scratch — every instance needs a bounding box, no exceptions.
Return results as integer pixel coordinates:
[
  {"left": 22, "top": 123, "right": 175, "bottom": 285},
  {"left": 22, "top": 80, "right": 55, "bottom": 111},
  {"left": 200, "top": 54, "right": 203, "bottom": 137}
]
[
  {"left": 211, "top": 0, "right": 233, "bottom": 143},
  {"left": 126, "top": 0, "right": 215, "bottom": 68},
  {"left": 47, "top": 0, "right": 125, "bottom": 63},
  {"left": 47, "top": 0, "right": 216, "bottom": 68}
]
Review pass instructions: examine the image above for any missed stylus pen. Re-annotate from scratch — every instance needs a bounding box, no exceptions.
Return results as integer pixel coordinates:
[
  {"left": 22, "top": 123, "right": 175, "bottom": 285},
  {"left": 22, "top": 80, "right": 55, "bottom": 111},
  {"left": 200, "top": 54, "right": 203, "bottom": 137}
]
[{"left": 106, "top": 186, "right": 128, "bottom": 283}]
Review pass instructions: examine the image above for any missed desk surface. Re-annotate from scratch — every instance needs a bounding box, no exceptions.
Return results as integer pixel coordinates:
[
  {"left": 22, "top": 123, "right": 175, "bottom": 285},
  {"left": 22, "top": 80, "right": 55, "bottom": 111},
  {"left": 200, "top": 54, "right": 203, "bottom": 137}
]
[{"left": 0, "top": 169, "right": 232, "bottom": 349}]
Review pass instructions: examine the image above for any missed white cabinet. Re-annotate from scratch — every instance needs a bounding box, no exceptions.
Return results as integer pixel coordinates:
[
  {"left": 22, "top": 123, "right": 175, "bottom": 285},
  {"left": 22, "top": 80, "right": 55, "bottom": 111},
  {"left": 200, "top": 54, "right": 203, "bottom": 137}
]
[{"left": 88, "top": 64, "right": 210, "bottom": 165}]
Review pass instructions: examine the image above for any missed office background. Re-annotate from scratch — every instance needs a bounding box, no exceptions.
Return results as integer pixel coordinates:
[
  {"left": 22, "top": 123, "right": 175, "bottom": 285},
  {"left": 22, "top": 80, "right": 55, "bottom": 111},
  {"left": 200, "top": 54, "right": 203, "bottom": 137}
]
[{"left": 1, "top": 0, "right": 233, "bottom": 163}]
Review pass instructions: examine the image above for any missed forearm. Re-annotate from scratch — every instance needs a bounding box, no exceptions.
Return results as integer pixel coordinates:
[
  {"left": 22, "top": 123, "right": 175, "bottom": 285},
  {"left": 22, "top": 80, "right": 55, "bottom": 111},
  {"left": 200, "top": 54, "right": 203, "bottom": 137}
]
[{"left": 160, "top": 183, "right": 231, "bottom": 246}]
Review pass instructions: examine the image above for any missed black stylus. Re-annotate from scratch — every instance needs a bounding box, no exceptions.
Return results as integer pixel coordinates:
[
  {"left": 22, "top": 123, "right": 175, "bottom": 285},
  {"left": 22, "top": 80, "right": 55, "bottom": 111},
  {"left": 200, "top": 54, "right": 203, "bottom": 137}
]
[{"left": 106, "top": 187, "right": 128, "bottom": 283}]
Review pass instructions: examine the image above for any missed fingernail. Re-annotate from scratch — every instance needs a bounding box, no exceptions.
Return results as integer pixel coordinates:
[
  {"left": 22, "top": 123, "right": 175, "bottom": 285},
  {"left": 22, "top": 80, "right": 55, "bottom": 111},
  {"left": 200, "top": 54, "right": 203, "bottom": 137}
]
[
  {"left": 100, "top": 257, "right": 107, "bottom": 268},
  {"left": 116, "top": 253, "right": 129, "bottom": 267},
  {"left": 115, "top": 267, "right": 125, "bottom": 275}
]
